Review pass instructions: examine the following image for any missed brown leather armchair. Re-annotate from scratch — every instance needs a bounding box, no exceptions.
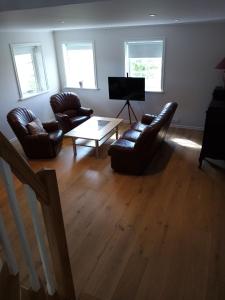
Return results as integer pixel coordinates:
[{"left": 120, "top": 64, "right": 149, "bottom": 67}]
[
  {"left": 7, "top": 107, "right": 63, "bottom": 159},
  {"left": 50, "top": 92, "right": 94, "bottom": 133},
  {"left": 108, "top": 102, "right": 178, "bottom": 175}
]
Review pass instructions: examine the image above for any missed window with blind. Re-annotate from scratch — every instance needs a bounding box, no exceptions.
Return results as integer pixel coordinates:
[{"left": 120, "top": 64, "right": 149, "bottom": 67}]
[
  {"left": 125, "top": 40, "right": 164, "bottom": 92},
  {"left": 62, "top": 42, "right": 97, "bottom": 89},
  {"left": 11, "top": 44, "right": 48, "bottom": 99}
]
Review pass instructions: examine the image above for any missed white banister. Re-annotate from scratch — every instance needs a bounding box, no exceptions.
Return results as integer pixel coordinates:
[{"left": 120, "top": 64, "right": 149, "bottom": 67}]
[
  {"left": 24, "top": 184, "right": 56, "bottom": 295},
  {"left": 0, "top": 158, "right": 40, "bottom": 291},
  {"left": 0, "top": 210, "right": 18, "bottom": 275}
]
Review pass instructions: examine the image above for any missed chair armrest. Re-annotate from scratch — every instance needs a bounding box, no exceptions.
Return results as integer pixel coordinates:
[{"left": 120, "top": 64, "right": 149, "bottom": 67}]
[
  {"left": 54, "top": 113, "right": 71, "bottom": 133},
  {"left": 108, "top": 139, "right": 135, "bottom": 156},
  {"left": 55, "top": 113, "right": 70, "bottom": 120},
  {"left": 42, "top": 121, "right": 60, "bottom": 132},
  {"left": 141, "top": 114, "right": 156, "bottom": 125},
  {"left": 78, "top": 107, "right": 94, "bottom": 116}
]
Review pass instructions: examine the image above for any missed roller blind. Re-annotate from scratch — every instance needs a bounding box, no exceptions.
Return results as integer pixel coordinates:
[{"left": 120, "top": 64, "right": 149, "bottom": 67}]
[
  {"left": 127, "top": 41, "right": 163, "bottom": 58},
  {"left": 64, "top": 42, "right": 92, "bottom": 51}
]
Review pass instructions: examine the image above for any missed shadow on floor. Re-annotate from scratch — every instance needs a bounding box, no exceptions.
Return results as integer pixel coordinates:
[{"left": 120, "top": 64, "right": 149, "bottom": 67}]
[{"left": 144, "top": 141, "right": 174, "bottom": 175}]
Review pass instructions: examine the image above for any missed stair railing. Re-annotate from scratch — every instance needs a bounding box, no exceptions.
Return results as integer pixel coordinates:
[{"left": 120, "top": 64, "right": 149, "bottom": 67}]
[
  {"left": 0, "top": 131, "right": 76, "bottom": 300},
  {"left": 0, "top": 209, "right": 18, "bottom": 275}
]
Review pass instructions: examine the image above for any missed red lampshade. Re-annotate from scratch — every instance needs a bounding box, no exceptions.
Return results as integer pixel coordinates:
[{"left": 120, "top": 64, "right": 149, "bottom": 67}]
[{"left": 216, "top": 57, "right": 225, "bottom": 69}]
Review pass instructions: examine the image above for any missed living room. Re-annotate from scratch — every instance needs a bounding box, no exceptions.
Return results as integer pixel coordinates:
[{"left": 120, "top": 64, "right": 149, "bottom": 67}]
[{"left": 0, "top": 1, "right": 225, "bottom": 300}]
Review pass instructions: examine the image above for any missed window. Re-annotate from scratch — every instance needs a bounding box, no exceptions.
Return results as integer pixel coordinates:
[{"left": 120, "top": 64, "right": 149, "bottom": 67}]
[
  {"left": 11, "top": 44, "right": 48, "bottom": 99},
  {"left": 125, "top": 40, "right": 164, "bottom": 92},
  {"left": 62, "top": 42, "right": 97, "bottom": 89}
]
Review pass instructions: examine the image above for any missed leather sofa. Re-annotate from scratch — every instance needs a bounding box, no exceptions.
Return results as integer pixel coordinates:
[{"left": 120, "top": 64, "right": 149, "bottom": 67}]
[
  {"left": 50, "top": 92, "right": 93, "bottom": 133},
  {"left": 108, "top": 102, "right": 178, "bottom": 175},
  {"left": 7, "top": 107, "right": 63, "bottom": 159}
]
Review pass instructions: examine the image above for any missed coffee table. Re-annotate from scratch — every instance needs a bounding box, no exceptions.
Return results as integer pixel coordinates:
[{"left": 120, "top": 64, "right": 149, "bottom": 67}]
[{"left": 64, "top": 116, "right": 123, "bottom": 158}]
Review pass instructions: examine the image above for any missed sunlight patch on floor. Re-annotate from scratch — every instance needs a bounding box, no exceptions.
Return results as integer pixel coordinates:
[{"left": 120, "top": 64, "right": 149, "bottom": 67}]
[{"left": 171, "top": 138, "right": 202, "bottom": 149}]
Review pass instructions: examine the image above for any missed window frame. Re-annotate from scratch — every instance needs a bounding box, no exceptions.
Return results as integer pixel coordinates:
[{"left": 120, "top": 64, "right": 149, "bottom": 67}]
[
  {"left": 61, "top": 40, "right": 98, "bottom": 90},
  {"left": 124, "top": 39, "right": 165, "bottom": 93},
  {"left": 10, "top": 43, "right": 49, "bottom": 100}
]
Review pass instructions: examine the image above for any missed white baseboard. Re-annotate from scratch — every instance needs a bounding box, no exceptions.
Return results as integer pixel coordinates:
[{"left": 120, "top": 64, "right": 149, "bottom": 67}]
[
  {"left": 122, "top": 119, "right": 203, "bottom": 131},
  {"left": 171, "top": 123, "right": 204, "bottom": 131}
]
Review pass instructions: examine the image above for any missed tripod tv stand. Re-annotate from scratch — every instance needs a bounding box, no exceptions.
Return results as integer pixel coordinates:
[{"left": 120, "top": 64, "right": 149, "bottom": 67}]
[
  {"left": 108, "top": 76, "right": 145, "bottom": 124},
  {"left": 116, "top": 100, "right": 138, "bottom": 124}
]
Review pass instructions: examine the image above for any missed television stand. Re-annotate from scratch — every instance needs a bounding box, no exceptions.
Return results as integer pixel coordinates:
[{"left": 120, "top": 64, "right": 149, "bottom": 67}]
[{"left": 116, "top": 100, "right": 138, "bottom": 124}]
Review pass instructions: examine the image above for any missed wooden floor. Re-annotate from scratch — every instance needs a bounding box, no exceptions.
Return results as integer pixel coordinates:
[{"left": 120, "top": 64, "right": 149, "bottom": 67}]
[{"left": 1, "top": 127, "right": 225, "bottom": 300}]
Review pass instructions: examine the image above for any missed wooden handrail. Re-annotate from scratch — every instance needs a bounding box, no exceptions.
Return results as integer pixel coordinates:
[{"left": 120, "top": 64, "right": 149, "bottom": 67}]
[
  {"left": 38, "top": 170, "right": 76, "bottom": 300},
  {"left": 0, "top": 132, "right": 48, "bottom": 204},
  {"left": 0, "top": 131, "right": 76, "bottom": 300}
]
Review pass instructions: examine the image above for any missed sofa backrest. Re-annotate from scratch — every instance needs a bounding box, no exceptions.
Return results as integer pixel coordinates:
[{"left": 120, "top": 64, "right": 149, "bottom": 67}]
[
  {"left": 150, "top": 102, "right": 178, "bottom": 127},
  {"left": 134, "top": 102, "right": 177, "bottom": 153}
]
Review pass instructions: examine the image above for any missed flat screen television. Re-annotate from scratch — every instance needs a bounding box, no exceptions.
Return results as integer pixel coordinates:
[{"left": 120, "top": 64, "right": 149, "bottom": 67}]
[{"left": 108, "top": 77, "right": 145, "bottom": 101}]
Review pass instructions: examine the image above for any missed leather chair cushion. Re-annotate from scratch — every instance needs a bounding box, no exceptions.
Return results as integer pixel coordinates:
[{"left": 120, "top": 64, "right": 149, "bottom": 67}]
[
  {"left": 122, "top": 129, "right": 141, "bottom": 142},
  {"left": 27, "top": 118, "right": 47, "bottom": 135},
  {"left": 108, "top": 139, "right": 135, "bottom": 155},
  {"left": 131, "top": 122, "right": 148, "bottom": 132}
]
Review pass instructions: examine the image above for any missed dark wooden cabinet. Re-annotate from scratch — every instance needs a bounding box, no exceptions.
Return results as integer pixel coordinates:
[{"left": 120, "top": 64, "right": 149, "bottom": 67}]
[{"left": 199, "top": 87, "right": 225, "bottom": 167}]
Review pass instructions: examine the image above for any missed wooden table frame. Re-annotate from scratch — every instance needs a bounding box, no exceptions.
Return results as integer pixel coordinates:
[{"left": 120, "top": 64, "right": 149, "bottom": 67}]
[{"left": 65, "top": 117, "right": 123, "bottom": 158}]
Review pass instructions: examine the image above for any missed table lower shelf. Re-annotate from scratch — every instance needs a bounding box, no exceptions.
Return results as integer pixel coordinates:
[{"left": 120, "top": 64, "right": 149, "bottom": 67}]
[{"left": 72, "top": 129, "right": 117, "bottom": 158}]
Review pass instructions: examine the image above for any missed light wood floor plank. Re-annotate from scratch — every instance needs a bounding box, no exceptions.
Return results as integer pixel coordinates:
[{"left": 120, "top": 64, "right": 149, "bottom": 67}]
[{"left": 0, "top": 127, "right": 225, "bottom": 300}]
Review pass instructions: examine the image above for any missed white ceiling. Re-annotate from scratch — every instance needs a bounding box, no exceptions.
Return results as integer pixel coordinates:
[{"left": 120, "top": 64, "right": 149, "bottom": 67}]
[{"left": 1, "top": 0, "right": 225, "bottom": 31}]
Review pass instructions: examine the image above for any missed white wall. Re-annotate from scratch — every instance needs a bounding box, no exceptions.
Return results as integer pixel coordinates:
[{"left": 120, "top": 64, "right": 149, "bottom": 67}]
[
  {"left": 54, "top": 22, "right": 225, "bottom": 129},
  {"left": 0, "top": 31, "right": 59, "bottom": 139}
]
